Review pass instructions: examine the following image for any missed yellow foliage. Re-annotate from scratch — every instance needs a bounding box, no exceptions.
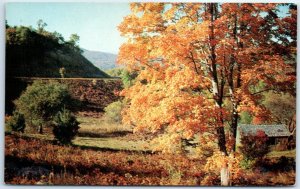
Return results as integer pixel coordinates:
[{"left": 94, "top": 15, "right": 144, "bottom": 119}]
[{"left": 117, "top": 2, "right": 296, "bottom": 154}]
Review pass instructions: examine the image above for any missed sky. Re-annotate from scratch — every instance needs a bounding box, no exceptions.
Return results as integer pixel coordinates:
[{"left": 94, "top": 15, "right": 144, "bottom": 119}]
[
  {"left": 4, "top": 2, "right": 293, "bottom": 54},
  {"left": 6, "top": 3, "right": 131, "bottom": 54}
]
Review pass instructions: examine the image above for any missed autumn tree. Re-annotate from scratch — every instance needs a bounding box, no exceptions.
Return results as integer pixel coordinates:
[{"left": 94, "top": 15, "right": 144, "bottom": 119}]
[{"left": 118, "top": 3, "right": 296, "bottom": 156}]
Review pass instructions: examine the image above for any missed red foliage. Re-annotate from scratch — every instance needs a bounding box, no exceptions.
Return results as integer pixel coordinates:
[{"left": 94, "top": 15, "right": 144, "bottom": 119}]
[{"left": 5, "top": 134, "right": 204, "bottom": 185}]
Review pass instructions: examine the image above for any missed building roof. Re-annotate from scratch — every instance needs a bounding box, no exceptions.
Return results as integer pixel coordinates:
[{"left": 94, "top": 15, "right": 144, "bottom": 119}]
[{"left": 239, "top": 124, "right": 291, "bottom": 137}]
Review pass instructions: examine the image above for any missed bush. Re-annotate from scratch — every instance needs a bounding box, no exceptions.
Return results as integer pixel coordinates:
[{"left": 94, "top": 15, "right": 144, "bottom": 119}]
[
  {"left": 6, "top": 111, "right": 25, "bottom": 133},
  {"left": 239, "top": 158, "right": 256, "bottom": 170},
  {"left": 53, "top": 108, "right": 79, "bottom": 144},
  {"left": 239, "top": 130, "right": 269, "bottom": 168},
  {"left": 104, "top": 100, "right": 125, "bottom": 123},
  {"left": 121, "top": 69, "right": 137, "bottom": 88},
  {"left": 14, "top": 81, "right": 72, "bottom": 133},
  {"left": 106, "top": 68, "right": 137, "bottom": 88}
]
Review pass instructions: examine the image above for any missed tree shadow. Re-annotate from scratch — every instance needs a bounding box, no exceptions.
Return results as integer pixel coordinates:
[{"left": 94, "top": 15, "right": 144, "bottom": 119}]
[
  {"left": 258, "top": 156, "right": 295, "bottom": 172},
  {"left": 77, "top": 131, "right": 132, "bottom": 138}
]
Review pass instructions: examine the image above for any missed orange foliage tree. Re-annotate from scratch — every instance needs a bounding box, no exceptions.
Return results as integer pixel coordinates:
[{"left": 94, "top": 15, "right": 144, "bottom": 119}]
[{"left": 118, "top": 3, "right": 296, "bottom": 155}]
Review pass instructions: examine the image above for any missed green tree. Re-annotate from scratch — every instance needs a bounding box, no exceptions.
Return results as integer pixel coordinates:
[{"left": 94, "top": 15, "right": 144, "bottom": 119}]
[
  {"left": 104, "top": 100, "right": 125, "bottom": 123},
  {"left": 37, "top": 19, "right": 47, "bottom": 33},
  {"left": 121, "top": 69, "right": 137, "bottom": 88},
  {"left": 68, "top": 33, "right": 81, "bottom": 52},
  {"left": 6, "top": 111, "right": 26, "bottom": 133},
  {"left": 53, "top": 108, "right": 79, "bottom": 144},
  {"left": 106, "top": 68, "right": 123, "bottom": 77},
  {"left": 14, "top": 81, "right": 72, "bottom": 134},
  {"left": 106, "top": 68, "right": 137, "bottom": 87},
  {"left": 52, "top": 31, "right": 65, "bottom": 44},
  {"left": 69, "top": 34, "right": 80, "bottom": 46}
]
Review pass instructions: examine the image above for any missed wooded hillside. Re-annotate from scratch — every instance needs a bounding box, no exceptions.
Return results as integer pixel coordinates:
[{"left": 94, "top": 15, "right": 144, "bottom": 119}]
[{"left": 6, "top": 23, "right": 110, "bottom": 78}]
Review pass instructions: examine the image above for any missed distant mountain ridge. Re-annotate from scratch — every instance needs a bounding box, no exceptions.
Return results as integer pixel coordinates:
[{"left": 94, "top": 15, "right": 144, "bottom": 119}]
[{"left": 82, "top": 49, "right": 119, "bottom": 70}]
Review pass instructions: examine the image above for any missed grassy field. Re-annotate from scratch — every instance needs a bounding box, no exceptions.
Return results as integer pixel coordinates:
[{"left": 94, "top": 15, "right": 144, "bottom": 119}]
[
  {"left": 21, "top": 116, "right": 152, "bottom": 152},
  {"left": 5, "top": 115, "right": 296, "bottom": 186},
  {"left": 266, "top": 149, "right": 296, "bottom": 158},
  {"left": 76, "top": 116, "right": 151, "bottom": 151},
  {"left": 20, "top": 116, "right": 297, "bottom": 157}
]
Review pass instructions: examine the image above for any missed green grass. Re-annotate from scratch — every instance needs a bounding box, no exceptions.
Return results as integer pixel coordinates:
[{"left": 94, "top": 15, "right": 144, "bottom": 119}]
[
  {"left": 18, "top": 116, "right": 296, "bottom": 156},
  {"left": 76, "top": 116, "right": 151, "bottom": 151},
  {"left": 77, "top": 116, "right": 133, "bottom": 134},
  {"left": 266, "top": 149, "right": 296, "bottom": 158},
  {"left": 73, "top": 136, "right": 151, "bottom": 151},
  {"left": 21, "top": 116, "right": 151, "bottom": 152},
  {"left": 22, "top": 132, "right": 151, "bottom": 152}
]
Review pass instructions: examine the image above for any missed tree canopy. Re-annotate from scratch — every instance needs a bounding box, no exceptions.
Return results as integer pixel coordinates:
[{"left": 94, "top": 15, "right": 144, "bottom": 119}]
[{"left": 118, "top": 3, "right": 296, "bottom": 155}]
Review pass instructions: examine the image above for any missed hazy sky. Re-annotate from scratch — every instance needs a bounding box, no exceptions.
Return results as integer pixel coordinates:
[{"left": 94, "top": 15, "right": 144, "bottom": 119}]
[
  {"left": 6, "top": 3, "right": 131, "bottom": 54},
  {"left": 5, "top": 2, "right": 291, "bottom": 54}
]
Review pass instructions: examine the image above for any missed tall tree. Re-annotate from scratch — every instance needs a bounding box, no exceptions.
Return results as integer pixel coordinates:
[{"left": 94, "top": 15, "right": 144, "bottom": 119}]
[
  {"left": 37, "top": 19, "right": 47, "bottom": 33},
  {"left": 69, "top": 33, "right": 80, "bottom": 46},
  {"left": 118, "top": 3, "right": 296, "bottom": 155},
  {"left": 68, "top": 33, "right": 81, "bottom": 52}
]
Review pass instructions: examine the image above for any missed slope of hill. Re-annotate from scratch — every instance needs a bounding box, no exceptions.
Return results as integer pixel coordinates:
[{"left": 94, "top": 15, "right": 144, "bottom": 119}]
[
  {"left": 6, "top": 26, "right": 110, "bottom": 78},
  {"left": 82, "top": 49, "right": 118, "bottom": 70}
]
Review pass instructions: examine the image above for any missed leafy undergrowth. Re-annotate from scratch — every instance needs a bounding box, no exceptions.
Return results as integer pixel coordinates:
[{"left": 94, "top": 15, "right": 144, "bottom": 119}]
[
  {"left": 5, "top": 134, "right": 204, "bottom": 185},
  {"left": 5, "top": 134, "right": 295, "bottom": 186}
]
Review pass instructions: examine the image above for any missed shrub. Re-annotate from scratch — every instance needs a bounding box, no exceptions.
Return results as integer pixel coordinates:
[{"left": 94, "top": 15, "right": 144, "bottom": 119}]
[
  {"left": 239, "top": 130, "right": 269, "bottom": 168},
  {"left": 106, "top": 68, "right": 137, "bottom": 88},
  {"left": 6, "top": 111, "right": 25, "bottom": 133},
  {"left": 239, "top": 158, "right": 256, "bottom": 170},
  {"left": 104, "top": 100, "right": 125, "bottom": 123},
  {"left": 14, "top": 81, "right": 72, "bottom": 133},
  {"left": 121, "top": 69, "right": 137, "bottom": 88},
  {"left": 53, "top": 108, "right": 79, "bottom": 144}
]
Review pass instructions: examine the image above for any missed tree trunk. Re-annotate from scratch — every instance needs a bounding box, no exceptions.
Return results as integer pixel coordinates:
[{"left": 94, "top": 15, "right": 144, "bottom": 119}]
[
  {"left": 228, "top": 11, "right": 242, "bottom": 153},
  {"left": 208, "top": 3, "right": 228, "bottom": 156},
  {"left": 220, "top": 166, "right": 230, "bottom": 186},
  {"left": 229, "top": 87, "right": 240, "bottom": 152},
  {"left": 38, "top": 125, "right": 43, "bottom": 134},
  {"left": 208, "top": 3, "right": 231, "bottom": 186},
  {"left": 217, "top": 126, "right": 228, "bottom": 155}
]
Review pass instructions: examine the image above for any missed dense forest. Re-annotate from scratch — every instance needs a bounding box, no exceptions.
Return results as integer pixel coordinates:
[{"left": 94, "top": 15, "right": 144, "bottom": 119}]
[{"left": 6, "top": 20, "right": 110, "bottom": 78}]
